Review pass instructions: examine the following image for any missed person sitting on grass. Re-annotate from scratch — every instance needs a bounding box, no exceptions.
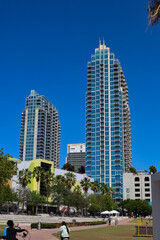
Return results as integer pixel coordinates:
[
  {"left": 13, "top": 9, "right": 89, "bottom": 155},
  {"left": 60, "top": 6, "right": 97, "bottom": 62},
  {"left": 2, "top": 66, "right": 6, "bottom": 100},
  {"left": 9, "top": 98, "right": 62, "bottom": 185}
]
[
  {"left": 2, "top": 220, "right": 28, "bottom": 240},
  {"left": 58, "top": 221, "right": 70, "bottom": 240}
]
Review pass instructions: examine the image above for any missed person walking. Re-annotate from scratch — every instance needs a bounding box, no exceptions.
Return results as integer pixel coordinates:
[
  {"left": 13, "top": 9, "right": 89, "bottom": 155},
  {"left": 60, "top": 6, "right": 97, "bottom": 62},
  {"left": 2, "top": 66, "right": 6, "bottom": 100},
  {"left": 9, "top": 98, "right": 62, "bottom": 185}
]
[
  {"left": 2, "top": 220, "right": 28, "bottom": 240},
  {"left": 58, "top": 221, "right": 70, "bottom": 240},
  {"left": 108, "top": 217, "right": 111, "bottom": 226},
  {"left": 115, "top": 218, "right": 118, "bottom": 226}
]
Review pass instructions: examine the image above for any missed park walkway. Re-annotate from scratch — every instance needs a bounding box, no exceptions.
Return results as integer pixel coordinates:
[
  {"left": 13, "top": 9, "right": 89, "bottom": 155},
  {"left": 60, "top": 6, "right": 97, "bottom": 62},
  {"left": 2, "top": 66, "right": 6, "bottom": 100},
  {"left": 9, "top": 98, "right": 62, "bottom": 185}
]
[{"left": 23, "top": 217, "right": 134, "bottom": 240}]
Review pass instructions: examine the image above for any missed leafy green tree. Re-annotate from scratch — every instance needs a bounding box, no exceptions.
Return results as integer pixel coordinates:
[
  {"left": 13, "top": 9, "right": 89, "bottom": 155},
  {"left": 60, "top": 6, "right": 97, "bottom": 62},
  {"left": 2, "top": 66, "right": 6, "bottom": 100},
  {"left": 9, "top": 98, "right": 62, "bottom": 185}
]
[
  {"left": 121, "top": 199, "right": 152, "bottom": 217},
  {"left": 90, "top": 181, "right": 100, "bottom": 194},
  {"left": 0, "top": 149, "right": 17, "bottom": 186},
  {"left": 0, "top": 185, "right": 18, "bottom": 213},
  {"left": 27, "top": 191, "right": 46, "bottom": 214},
  {"left": 0, "top": 149, "right": 18, "bottom": 212},
  {"left": 63, "top": 191, "right": 75, "bottom": 216},
  {"left": 149, "top": 165, "right": 157, "bottom": 174},
  {"left": 72, "top": 192, "right": 87, "bottom": 215},
  {"left": 88, "top": 194, "right": 101, "bottom": 215},
  {"left": 62, "top": 163, "right": 75, "bottom": 172},
  {"left": 64, "top": 172, "right": 76, "bottom": 191},
  {"left": 129, "top": 167, "right": 137, "bottom": 174},
  {"left": 52, "top": 175, "right": 69, "bottom": 213},
  {"left": 78, "top": 166, "right": 85, "bottom": 174},
  {"left": 102, "top": 194, "right": 117, "bottom": 210},
  {"left": 88, "top": 194, "right": 118, "bottom": 216},
  {"left": 32, "top": 166, "right": 44, "bottom": 193},
  {"left": 16, "top": 186, "right": 31, "bottom": 213},
  {"left": 80, "top": 177, "right": 91, "bottom": 195}
]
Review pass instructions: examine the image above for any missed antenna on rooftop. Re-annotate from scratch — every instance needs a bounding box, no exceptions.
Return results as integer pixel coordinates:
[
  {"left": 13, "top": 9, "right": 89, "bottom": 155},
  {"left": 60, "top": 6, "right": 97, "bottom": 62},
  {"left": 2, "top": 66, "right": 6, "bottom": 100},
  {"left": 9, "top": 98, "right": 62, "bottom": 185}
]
[{"left": 103, "top": 37, "right": 105, "bottom": 45}]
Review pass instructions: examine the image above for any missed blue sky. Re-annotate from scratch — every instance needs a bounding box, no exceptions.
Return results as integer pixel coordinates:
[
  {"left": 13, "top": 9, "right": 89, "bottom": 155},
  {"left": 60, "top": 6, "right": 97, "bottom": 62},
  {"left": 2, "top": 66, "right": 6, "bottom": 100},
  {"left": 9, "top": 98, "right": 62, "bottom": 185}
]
[{"left": 0, "top": 0, "right": 160, "bottom": 171}]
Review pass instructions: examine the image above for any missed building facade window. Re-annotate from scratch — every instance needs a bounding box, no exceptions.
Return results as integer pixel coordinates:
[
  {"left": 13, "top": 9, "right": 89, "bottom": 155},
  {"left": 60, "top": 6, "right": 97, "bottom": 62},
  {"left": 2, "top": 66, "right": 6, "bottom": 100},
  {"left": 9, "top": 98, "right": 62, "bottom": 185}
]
[{"left": 135, "top": 177, "right": 140, "bottom": 182}]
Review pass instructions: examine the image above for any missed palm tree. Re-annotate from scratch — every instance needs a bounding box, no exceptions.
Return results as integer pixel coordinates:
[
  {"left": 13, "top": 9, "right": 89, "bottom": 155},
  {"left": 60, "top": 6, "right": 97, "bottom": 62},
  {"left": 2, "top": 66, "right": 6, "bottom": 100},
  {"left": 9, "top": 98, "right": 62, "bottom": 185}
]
[
  {"left": 73, "top": 185, "right": 82, "bottom": 196},
  {"left": 18, "top": 169, "right": 31, "bottom": 212},
  {"left": 32, "top": 166, "right": 44, "bottom": 193},
  {"left": 108, "top": 187, "right": 115, "bottom": 198},
  {"left": 18, "top": 169, "right": 31, "bottom": 189},
  {"left": 73, "top": 185, "right": 83, "bottom": 214},
  {"left": 90, "top": 181, "right": 100, "bottom": 194},
  {"left": 64, "top": 172, "right": 76, "bottom": 191},
  {"left": 148, "top": 0, "right": 160, "bottom": 26},
  {"left": 42, "top": 171, "right": 54, "bottom": 213},
  {"left": 100, "top": 183, "right": 109, "bottom": 195},
  {"left": 54, "top": 175, "right": 66, "bottom": 184},
  {"left": 80, "top": 177, "right": 91, "bottom": 195},
  {"left": 52, "top": 175, "right": 67, "bottom": 214},
  {"left": 80, "top": 177, "right": 90, "bottom": 216}
]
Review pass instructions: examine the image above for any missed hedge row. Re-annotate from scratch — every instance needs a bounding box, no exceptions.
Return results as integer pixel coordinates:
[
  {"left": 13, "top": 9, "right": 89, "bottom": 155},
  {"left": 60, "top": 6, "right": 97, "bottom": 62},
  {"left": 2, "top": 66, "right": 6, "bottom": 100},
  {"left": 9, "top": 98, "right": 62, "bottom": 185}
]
[{"left": 31, "top": 221, "right": 106, "bottom": 229}]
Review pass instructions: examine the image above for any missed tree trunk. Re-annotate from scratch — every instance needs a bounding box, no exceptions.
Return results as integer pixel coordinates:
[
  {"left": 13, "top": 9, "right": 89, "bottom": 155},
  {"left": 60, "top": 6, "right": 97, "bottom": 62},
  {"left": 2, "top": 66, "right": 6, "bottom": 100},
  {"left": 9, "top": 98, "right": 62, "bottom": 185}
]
[
  {"left": 32, "top": 205, "right": 34, "bottom": 214},
  {"left": 7, "top": 203, "right": 9, "bottom": 213},
  {"left": 56, "top": 205, "right": 59, "bottom": 214},
  {"left": 0, "top": 204, "right": 2, "bottom": 213},
  {"left": 36, "top": 205, "right": 38, "bottom": 215},
  {"left": 46, "top": 195, "right": 48, "bottom": 214}
]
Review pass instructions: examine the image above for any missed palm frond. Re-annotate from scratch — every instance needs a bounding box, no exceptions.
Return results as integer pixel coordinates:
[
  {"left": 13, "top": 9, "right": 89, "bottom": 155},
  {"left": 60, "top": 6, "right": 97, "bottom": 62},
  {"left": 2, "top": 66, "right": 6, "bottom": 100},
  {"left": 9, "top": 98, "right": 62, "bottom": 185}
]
[{"left": 148, "top": 0, "right": 160, "bottom": 26}]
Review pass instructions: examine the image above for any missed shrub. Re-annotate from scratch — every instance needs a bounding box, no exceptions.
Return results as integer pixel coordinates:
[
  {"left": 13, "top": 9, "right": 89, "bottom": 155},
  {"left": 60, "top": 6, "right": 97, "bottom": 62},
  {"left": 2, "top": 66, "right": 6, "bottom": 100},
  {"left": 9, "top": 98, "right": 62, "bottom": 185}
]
[
  {"left": 89, "top": 221, "right": 106, "bottom": 225},
  {"left": 31, "top": 221, "right": 106, "bottom": 229},
  {"left": 31, "top": 223, "right": 57, "bottom": 229}
]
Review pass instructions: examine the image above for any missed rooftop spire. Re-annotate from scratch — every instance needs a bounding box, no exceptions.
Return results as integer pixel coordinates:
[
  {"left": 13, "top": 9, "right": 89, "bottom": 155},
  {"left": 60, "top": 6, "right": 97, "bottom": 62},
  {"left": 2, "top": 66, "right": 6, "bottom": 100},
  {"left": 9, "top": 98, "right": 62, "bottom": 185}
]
[
  {"left": 30, "top": 90, "right": 39, "bottom": 96},
  {"left": 103, "top": 37, "right": 105, "bottom": 45}
]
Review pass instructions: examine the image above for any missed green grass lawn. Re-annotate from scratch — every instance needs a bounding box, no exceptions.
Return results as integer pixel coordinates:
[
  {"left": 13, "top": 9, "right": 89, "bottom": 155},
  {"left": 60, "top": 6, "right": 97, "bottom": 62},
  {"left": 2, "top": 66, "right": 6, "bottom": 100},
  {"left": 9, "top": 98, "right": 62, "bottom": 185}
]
[
  {"left": 54, "top": 225, "right": 153, "bottom": 240},
  {"left": 130, "top": 218, "right": 153, "bottom": 226},
  {"left": 0, "top": 225, "right": 5, "bottom": 238}
]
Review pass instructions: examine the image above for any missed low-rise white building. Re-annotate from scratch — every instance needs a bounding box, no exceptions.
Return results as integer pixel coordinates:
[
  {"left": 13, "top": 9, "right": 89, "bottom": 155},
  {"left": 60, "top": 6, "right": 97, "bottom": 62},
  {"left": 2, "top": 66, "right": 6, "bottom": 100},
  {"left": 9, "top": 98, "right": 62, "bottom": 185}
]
[
  {"left": 123, "top": 171, "right": 152, "bottom": 202},
  {"left": 12, "top": 159, "right": 94, "bottom": 195}
]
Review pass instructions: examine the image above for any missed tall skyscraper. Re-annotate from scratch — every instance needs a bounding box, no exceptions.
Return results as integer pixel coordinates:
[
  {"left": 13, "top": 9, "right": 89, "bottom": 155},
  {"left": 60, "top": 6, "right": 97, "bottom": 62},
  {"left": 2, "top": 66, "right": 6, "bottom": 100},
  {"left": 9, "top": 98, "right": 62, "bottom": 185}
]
[
  {"left": 19, "top": 90, "right": 61, "bottom": 168},
  {"left": 66, "top": 143, "right": 85, "bottom": 171},
  {"left": 85, "top": 41, "right": 131, "bottom": 202}
]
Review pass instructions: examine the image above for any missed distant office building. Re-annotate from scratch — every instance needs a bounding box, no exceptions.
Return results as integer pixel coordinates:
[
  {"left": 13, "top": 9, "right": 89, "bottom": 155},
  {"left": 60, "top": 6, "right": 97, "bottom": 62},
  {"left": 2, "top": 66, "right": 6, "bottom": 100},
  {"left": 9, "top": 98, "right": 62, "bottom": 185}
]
[
  {"left": 85, "top": 41, "right": 132, "bottom": 203},
  {"left": 66, "top": 144, "right": 85, "bottom": 171},
  {"left": 123, "top": 172, "right": 152, "bottom": 202},
  {"left": 19, "top": 90, "right": 60, "bottom": 168}
]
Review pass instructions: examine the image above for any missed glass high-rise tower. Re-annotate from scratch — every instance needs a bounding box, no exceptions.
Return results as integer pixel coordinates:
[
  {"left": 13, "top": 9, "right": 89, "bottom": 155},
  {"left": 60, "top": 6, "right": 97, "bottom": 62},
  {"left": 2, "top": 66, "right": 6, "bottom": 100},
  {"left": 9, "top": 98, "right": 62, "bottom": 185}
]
[
  {"left": 85, "top": 41, "right": 131, "bottom": 202},
  {"left": 19, "top": 90, "right": 61, "bottom": 168}
]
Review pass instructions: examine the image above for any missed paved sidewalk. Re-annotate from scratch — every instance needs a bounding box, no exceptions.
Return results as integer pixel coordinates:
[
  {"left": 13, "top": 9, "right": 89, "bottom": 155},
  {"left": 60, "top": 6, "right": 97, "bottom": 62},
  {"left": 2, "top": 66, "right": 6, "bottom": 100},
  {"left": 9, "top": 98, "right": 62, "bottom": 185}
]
[{"left": 22, "top": 218, "right": 134, "bottom": 240}]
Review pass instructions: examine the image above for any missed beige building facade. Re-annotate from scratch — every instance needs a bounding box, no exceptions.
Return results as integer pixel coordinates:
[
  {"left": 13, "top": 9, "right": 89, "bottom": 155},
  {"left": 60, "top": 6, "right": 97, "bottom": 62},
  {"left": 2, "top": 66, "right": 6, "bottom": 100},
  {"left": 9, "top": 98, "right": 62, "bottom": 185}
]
[{"left": 123, "top": 171, "right": 152, "bottom": 202}]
